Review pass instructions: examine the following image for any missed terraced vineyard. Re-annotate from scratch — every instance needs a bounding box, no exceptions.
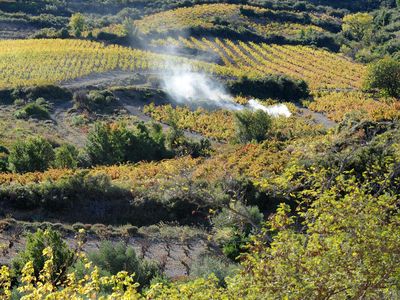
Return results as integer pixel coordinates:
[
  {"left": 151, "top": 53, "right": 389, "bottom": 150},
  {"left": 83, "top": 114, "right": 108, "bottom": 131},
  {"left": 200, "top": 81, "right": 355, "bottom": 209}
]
[
  {"left": 135, "top": 3, "right": 329, "bottom": 36},
  {"left": 153, "top": 37, "right": 365, "bottom": 90},
  {"left": 309, "top": 92, "right": 400, "bottom": 122},
  {"left": 144, "top": 104, "right": 236, "bottom": 141},
  {"left": 0, "top": 39, "right": 240, "bottom": 88}
]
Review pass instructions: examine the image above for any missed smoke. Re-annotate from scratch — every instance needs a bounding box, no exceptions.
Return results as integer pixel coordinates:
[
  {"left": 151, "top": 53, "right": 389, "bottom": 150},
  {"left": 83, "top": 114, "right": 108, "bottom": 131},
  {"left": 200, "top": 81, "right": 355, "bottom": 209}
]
[
  {"left": 247, "top": 100, "right": 292, "bottom": 117},
  {"left": 134, "top": 25, "right": 291, "bottom": 117},
  {"left": 160, "top": 68, "right": 292, "bottom": 117},
  {"left": 161, "top": 69, "right": 242, "bottom": 110}
]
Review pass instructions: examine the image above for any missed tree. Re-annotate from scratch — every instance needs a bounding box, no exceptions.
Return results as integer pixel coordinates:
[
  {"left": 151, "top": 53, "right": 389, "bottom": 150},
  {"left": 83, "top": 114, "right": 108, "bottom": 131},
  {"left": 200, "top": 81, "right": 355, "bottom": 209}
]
[
  {"left": 53, "top": 144, "right": 79, "bottom": 169},
  {"left": 9, "top": 136, "right": 55, "bottom": 173},
  {"left": 234, "top": 110, "right": 272, "bottom": 143},
  {"left": 364, "top": 57, "right": 400, "bottom": 98},
  {"left": 342, "top": 13, "right": 374, "bottom": 41},
  {"left": 122, "top": 18, "right": 139, "bottom": 38},
  {"left": 69, "top": 13, "right": 85, "bottom": 37},
  {"left": 12, "top": 229, "right": 74, "bottom": 284}
]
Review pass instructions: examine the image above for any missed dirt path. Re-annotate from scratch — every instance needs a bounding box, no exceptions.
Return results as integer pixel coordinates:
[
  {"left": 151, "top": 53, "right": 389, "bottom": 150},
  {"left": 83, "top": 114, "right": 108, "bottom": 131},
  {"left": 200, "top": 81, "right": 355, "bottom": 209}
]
[
  {"left": 50, "top": 101, "right": 87, "bottom": 147},
  {"left": 61, "top": 70, "right": 149, "bottom": 90},
  {"left": 296, "top": 106, "right": 337, "bottom": 129}
]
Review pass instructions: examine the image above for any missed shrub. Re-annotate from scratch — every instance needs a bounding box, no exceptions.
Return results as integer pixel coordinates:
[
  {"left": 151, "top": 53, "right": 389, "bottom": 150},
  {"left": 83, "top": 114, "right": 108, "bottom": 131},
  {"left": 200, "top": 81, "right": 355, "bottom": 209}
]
[
  {"left": 87, "top": 241, "right": 160, "bottom": 287},
  {"left": 0, "top": 145, "right": 9, "bottom": 172},
  {"left": 73, "top": 90, "right": 116, "bottom": 111},
  {"left": 363, "top": 57, "right": 400, "bottom": 98},
  {"left": 8, "top": 136, "right": 55, "bottom": 173},
  {"left": 14, "top": 100, "right": 50, "bottom": 120},
  {"left": 165, "top": 117, "right": 211, "bottom": 157},
  {"left": 190, "top": 255, "right": 237, "bottom": 286},
  {"left": 85, "top": 122, "right": 168, "bottom": 166},
  {"left": 222, "top": 231, "right": 249, "bottom": 262},
  {"left": 85, "top": 122, "right": 131, "bottom": 165},
  {"left": 11, "top": 229, "right": 74, "bottom": 283},
  {"left": 228, "top": 75, "right": 309, "bottom": 101},
  {"left": 234, "top": 110, "right": 272, "bottom": 143},
  {"left": 53, "top": 144, "right": 79, "bottom": 169},
  {"left": 69, "top": 13, "right": 85, "bottom": 37}
]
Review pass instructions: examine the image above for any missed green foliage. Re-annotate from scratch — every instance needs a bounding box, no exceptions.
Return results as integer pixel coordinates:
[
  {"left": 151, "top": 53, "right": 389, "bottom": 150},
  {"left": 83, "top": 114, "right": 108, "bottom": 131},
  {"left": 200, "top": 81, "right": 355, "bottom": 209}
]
[
  {"left": 87, "top": 241, "right": 160, "bottom": 287},
  {"left": 14, "top": 98, "right": 50, "bottom": 120},
  {"left": 228, "top": 75, "right": 309, "bottom": 101},
  {"left": 342, "top": 13, "right": 374, "bottom": 41},
  {"left": 231, "top": 173, "right": 400, "bottom": 299},
  {"left": 0, "top": 171, "right": 124, "bottom": 214},
  {"left": 8, "top": 136, "right": 55, "bottom": 173},
  {"left": 166, "top": 128, "right": 212, "bottom": 158},
  {"left": 364, "top": 57, "right": 400, "bottom": 97},
  {"left": 69, "top": 13, "right": 85, "bottom": 37},
  {"left": 212, "top": 202, "right": 264, "bottom": 233},
  {"left": 85, "top": 122, "right": 169, "bottom": 166},
  {"left": 73, "top": 90, "right": 116, "bottom": 112},
  {"left": 11, "top": 229, "right": 74, "bottom": 283},
  {"left": 53, "top": 144, "right": 79, "bottom": 169},
  {"left": 122, "top": 18, "right": 139, "bottom": 38},
  {"left": 234, "top": 110, "right": 272, "bottom": 143},
  {"left": 0, "top": 145, "right": 9, "bottom": 172},
  {"left": 190, "top": 255, "right": 237, "bottom": 286},
  {"left": 222, "top": 232, "right": 247, "bottom": 261}
]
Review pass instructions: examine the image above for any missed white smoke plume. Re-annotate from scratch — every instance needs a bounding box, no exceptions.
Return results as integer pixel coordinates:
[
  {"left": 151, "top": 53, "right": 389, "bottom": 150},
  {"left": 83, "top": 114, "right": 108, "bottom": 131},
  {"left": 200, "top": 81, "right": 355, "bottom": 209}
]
[
  {"left": 161, "top": 69, "right": 242, "bottom": 110},
  {"left": 247, "top": 100, "right": 292, "bottom": 117},
  {"left": 160, "top": 68, "right": 292, "bottom": 117}
]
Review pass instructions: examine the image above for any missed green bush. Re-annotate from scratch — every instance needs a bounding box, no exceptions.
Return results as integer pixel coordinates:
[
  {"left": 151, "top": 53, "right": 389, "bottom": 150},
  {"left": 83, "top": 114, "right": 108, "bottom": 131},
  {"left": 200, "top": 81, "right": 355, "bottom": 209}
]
[
  {"left": 85, "top": 122, "right": 169, "bottom": 166},
  {"left": 222, "top": 231, "right": 249, "bottom": 262},
  {"left": 0, "top": 171, "right": 123, "bottom": 211},
  {"left": 234, "top": 110, "right": 272, "bottom": 143},
  {"left": 73, "top": 90, "right": 116, "bottom": 111},
  {"left": 53, "top": 144, "right": 79, "bottom": 169},
  {"left": 11, "top": 229, "right": 74, "bottom": 283},
  {"left": 0, "top": 145, "right": 9, "bottom": 172},
  {"left": 190, "top": 255, "right": 238, "bottom": 286},
  {"left": 228, "top": 75, "right": 309, "bottom": 101},
  {"left": 165, "top": 119, "right": 211, "bottom": 157},
  {"left": 69, "top": 13, "right": 85, "bottom": 37},
  {"left": 15, "top": 100, "right": 50, "bottom": 120},
  {"left": 8, "top": 136, "right": 55, "bottom": 173},
  {"left": 87, "top": 241, "right": 160, "bottom": 287},
  {"left": 364, "top": 57, "right": 400, "bottom": 97}
]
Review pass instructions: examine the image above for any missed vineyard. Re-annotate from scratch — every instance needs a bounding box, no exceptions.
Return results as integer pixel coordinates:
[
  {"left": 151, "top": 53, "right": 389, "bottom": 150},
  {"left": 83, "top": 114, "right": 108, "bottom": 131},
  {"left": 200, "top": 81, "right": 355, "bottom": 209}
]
[
  {"left": 144, "top": 104, "right": 236, "bottom": 141},
  {"left": 152, "top": 37, "right": 365, "bottom": 90},
  {"left": 0, "top": 39, "right": 240, "bottom": 88},
  {"left": 134, "top": 3, "right": 330, "bottom": 37},
  {"left": 0, "top": 38, "right": 364, "bottom": 91},
  {"left": 2, "top": 1, "right": 400, "bottom": 297},
  {"left": 144, "top": 103, "right": 323, "bottom": 143},
  {"left": 0, "top": 136, "right": 317, "bottom": 191},
  {"left": 309, "top": 92, "right": 400, "bottom": 122}
]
